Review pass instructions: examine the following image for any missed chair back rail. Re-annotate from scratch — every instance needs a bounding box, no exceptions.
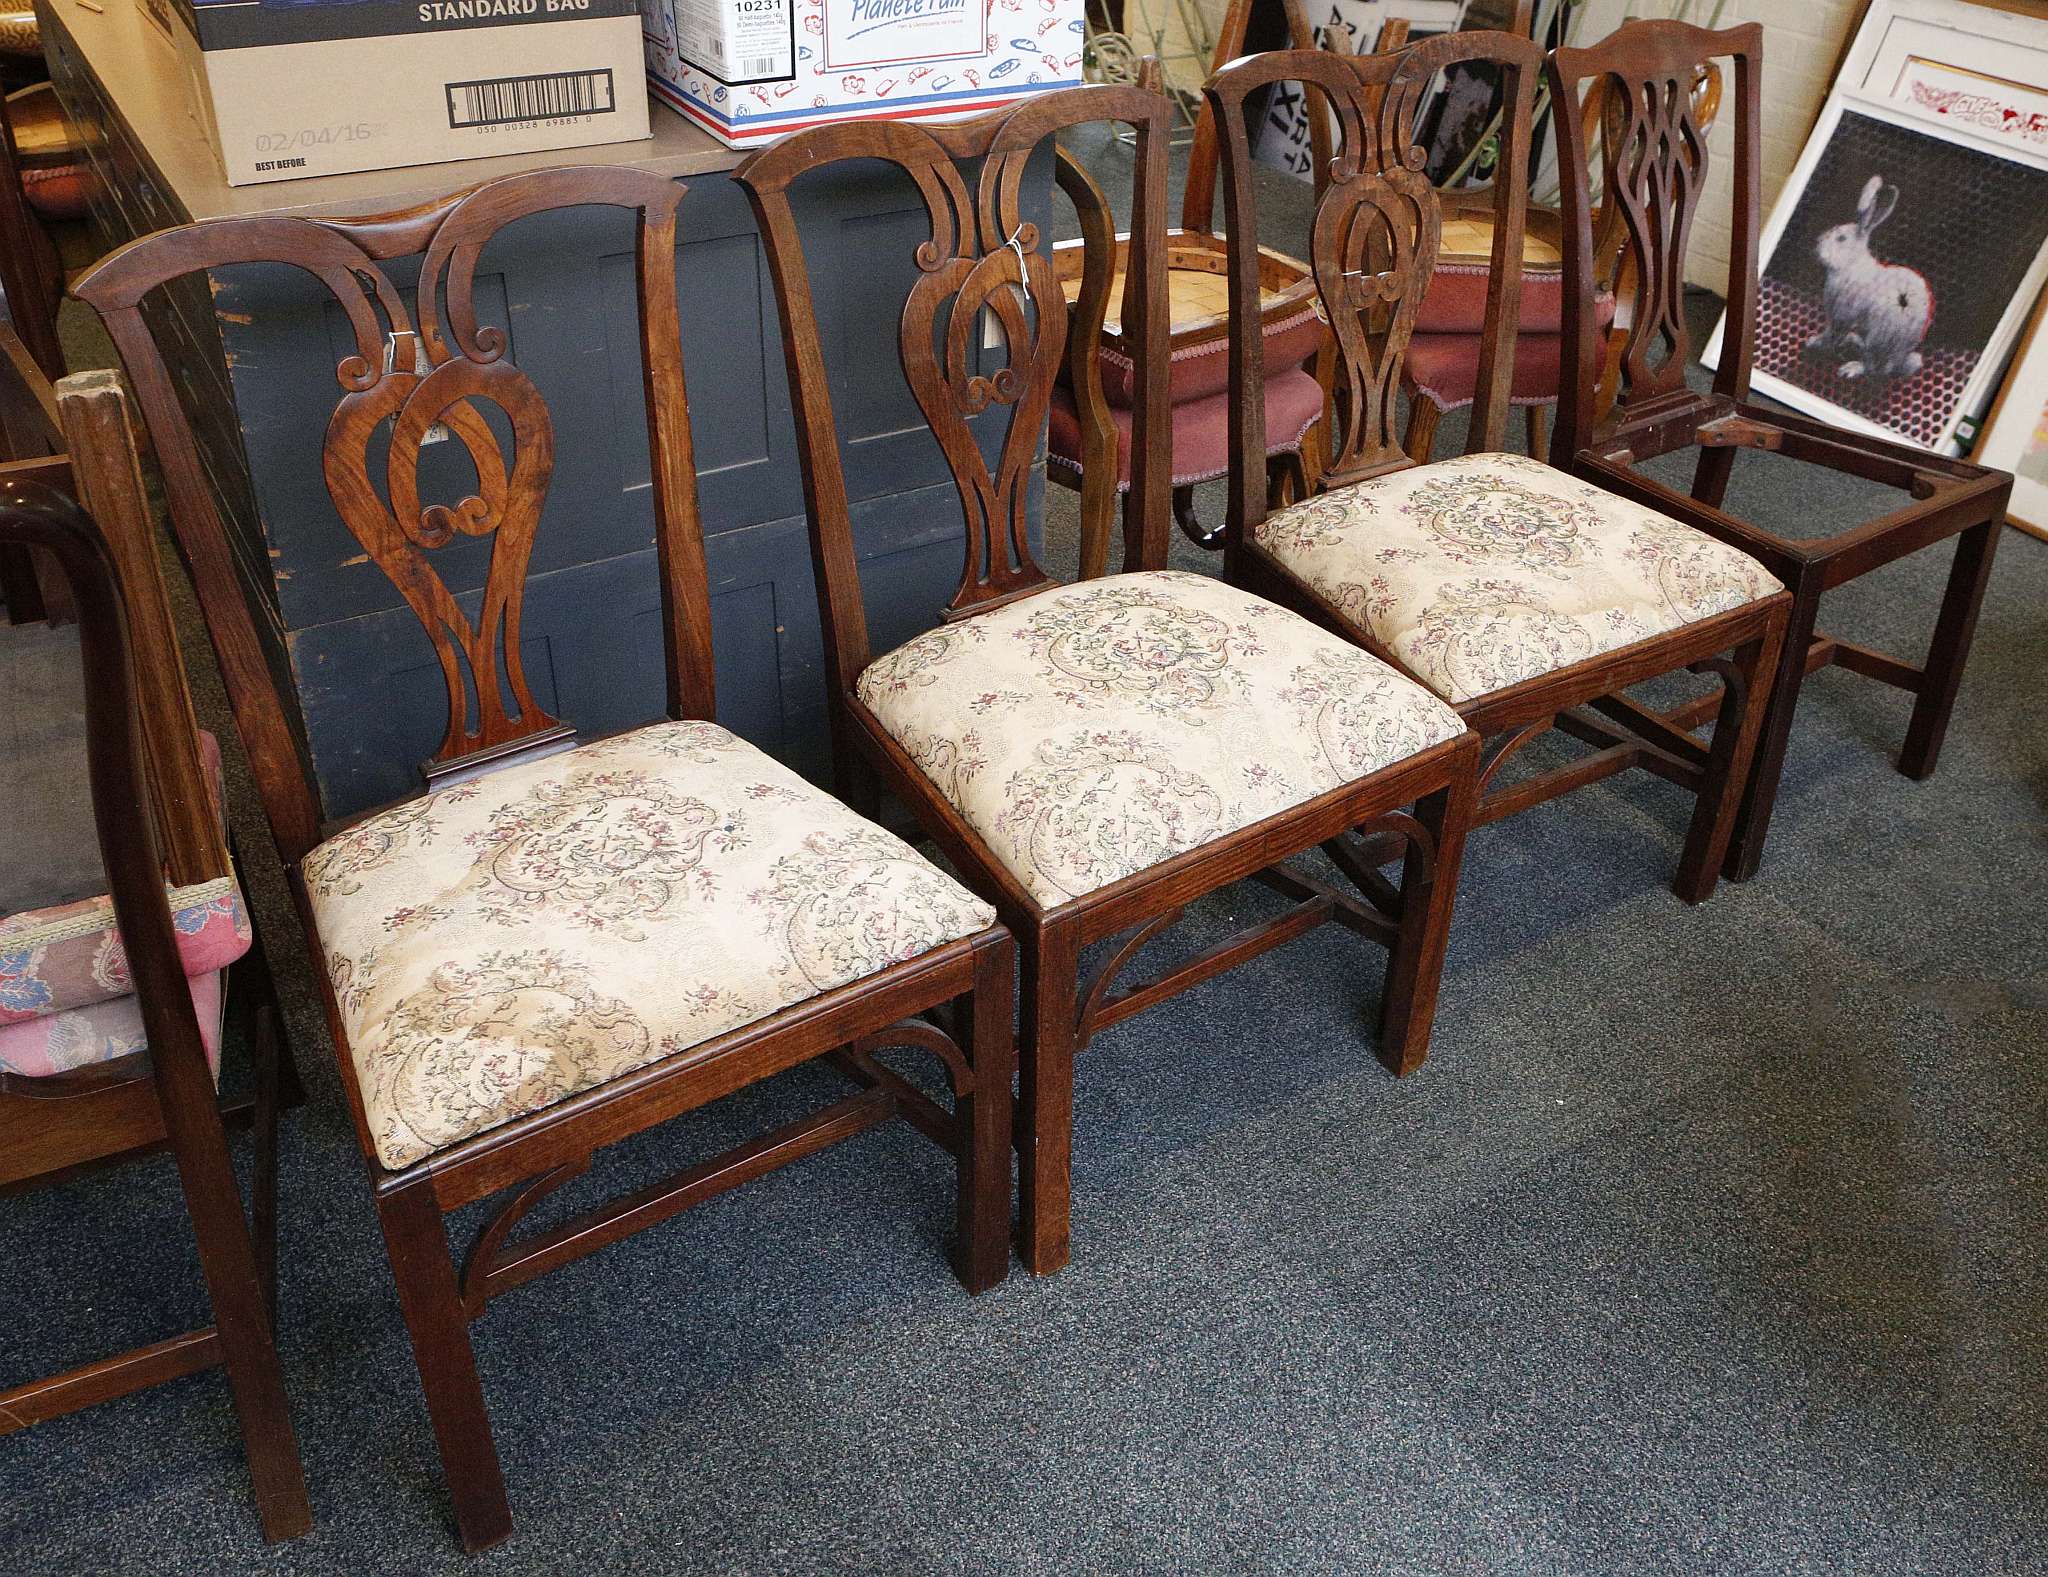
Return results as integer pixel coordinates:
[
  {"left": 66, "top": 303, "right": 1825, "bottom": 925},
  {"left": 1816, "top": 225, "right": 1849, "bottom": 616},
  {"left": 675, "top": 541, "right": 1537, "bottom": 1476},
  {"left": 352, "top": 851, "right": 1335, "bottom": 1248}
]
[
  {"left": 1207, "top": 27, "right": 1541, "bottom": 543},
  {"left": 1549, "top": 20, "right": 1762, "bottom": 458},
  {"left": 71, "top": 167, "right": 709, "bottom": 867},
  {"left": 735, "top": 82, "right": 1175, "bottom": 701}
]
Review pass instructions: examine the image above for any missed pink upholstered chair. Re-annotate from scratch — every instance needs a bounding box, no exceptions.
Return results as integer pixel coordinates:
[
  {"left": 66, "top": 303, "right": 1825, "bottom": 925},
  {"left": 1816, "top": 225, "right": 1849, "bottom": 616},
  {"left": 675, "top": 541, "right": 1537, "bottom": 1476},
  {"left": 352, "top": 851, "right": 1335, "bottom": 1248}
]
[{"left": 0, "top": 372, "right": 310, "bottom": 1543}]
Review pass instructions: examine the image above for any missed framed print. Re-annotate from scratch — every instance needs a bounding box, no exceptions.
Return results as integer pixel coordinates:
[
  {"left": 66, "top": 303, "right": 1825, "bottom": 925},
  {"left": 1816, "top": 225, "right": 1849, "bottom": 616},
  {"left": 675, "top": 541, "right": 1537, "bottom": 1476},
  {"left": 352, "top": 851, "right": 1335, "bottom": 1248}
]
[
  {"left": 1836, "top": 0, "right": 2048, "bottom": 153},
  {"left": 1702, "top": 93, "right": 2048, "bottom": 455},
  {"left": 1970, "top": 284, "right": 2048, "bottom": 538}
]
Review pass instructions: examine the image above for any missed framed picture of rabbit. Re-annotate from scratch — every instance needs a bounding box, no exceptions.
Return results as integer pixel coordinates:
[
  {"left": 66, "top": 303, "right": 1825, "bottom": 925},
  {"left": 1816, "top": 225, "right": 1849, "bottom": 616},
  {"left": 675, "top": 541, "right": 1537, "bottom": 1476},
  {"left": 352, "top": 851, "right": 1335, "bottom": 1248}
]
[{"left": 1702, "top": 92, "right": 2048, "bottom": 456}]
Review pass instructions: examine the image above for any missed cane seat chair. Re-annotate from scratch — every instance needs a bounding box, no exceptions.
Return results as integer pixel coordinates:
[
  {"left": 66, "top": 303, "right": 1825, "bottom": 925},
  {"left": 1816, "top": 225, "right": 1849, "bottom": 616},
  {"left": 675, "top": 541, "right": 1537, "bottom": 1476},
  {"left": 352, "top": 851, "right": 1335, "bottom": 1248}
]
[
  {"left": 0, "top": 376, "right": 310, "bottom": 1543},
  {"left": 1549, "top": 20, "right": 2012, "bottom": 882},
  {"left": 73, "top": 166, "right": 1016, "bottom": 1552},
  {"left": 1208, "top": 29, "right": 1791, "bottom": 905},
  {"left": 737, "top": 81, "right": 1483, "bottom": 1279}
]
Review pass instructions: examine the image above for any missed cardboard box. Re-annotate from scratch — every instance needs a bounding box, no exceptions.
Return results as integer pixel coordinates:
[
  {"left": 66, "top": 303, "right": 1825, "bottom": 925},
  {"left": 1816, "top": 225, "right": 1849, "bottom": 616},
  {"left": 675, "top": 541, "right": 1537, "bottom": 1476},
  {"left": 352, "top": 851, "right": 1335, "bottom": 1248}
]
[
  {"left": 641, "top": 0, "right": 1084, "bottom": 148},
  {"left": 153, "top": 0, "right": 653, "bottom": 186}
]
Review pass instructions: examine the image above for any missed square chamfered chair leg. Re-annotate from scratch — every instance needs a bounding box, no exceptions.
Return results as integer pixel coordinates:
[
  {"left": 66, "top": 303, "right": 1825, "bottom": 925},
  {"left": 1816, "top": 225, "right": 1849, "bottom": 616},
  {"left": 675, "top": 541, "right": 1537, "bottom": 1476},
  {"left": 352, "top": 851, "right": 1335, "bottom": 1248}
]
[
  {"left": 376, "top": 1179, "right": 513, "bottom": 1554},
  {"left": 1376, "top": 733, "right": 1480, "bottom": 1075},
  {"left": 1721, "top": 583, "right": 1822, "bottom": 885},
  {"left": 1017, "top": 924, "right": 1082, "bottom": 1279},
  {"left": 1900, "top": 515, "right": 2002, "bottom": 782},
  {"left": 953, "top": 931, "right": 1017, "bottom": 1294},
  {"left": 1673, "top": 597, "right": 1789, "bottom": 905}
]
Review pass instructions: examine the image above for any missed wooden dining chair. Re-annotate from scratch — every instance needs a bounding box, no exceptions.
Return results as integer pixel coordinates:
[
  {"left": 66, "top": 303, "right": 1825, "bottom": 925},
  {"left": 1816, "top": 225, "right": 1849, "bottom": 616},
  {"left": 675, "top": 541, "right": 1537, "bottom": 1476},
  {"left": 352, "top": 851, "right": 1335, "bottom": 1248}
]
[
  {"left": 737, "top": 82, "right": 1483, "bottom": 1279},
  {"left": 72, "top": 164, "right": 1016, "bottom": 1552},
  {"left": 1208, "top": 29, "right": 1790, "bottom": 905},
  {"left": 1549, "top": 20, "right": 2011, "bottom": 882},
  {"left": 0, "top": 372, "right": 310, "bottom": 1543}
]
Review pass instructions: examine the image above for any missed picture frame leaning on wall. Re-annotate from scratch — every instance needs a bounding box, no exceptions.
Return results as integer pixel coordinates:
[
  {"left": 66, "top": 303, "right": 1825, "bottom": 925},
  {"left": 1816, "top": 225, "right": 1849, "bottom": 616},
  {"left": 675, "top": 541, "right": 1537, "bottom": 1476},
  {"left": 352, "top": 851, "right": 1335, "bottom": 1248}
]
[
  {"left": 1972, "top": 285, "right": 2048, "bottom": 538},
  {"left": 1701, "top": 90, "right": 2048, "bottom": 457}
]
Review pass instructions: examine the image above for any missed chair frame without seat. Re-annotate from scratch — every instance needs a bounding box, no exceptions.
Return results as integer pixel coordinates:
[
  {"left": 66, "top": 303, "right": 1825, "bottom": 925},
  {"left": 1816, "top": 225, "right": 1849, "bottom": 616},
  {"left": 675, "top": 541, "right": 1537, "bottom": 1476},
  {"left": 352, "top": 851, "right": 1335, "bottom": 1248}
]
[
  {"left": 0, "top": 388, "right": 311, "bottom": 1543},
  {"left": 1549, "top": 19, "right": 2009, "bottom": 881},
  {"left": 1209, "top": 29, "right": 1790, "bottom": 904},
  {"left": 73, "top": 165, "right": 1016, "bottom": 1553},
  {"left": 737, "top": 82, "right": 1482, "bottom": 1279}
]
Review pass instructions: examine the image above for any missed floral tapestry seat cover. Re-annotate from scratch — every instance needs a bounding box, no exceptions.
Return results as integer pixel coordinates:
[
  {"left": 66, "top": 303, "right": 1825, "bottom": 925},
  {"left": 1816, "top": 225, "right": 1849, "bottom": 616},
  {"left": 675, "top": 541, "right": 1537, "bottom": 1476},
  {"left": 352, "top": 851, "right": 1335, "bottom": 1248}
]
[
  {"left": 1251, "top": 452, "right": 1785, "bottom": 705},
  {"left": 301, "top": 721, "right": 997, "bottom": 1171},
  {"left": 856, "top": 570, "right": 1468, "bottom": 912},
  {"left": 0, "top": 732, "right": 249, "bottom": 1080}
]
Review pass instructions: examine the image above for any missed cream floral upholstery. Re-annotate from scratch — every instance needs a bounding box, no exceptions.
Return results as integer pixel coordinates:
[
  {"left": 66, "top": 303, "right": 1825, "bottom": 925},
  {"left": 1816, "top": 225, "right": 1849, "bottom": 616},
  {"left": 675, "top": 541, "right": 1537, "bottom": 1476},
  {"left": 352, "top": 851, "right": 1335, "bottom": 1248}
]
[
  {"left": 301, "top": 721, "right": 995, "bottom": 1171},
  {"left": 856, "top": 570, "right": 1465, "bottom": 909},
  {"left": 1251, "top": 452, "right": 1784, "bottom": 704}
]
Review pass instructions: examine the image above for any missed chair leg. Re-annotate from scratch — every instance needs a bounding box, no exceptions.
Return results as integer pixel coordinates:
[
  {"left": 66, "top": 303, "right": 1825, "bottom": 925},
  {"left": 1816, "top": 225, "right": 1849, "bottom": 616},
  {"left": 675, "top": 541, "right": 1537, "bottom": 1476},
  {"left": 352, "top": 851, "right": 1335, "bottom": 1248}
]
[
  {"left": 251, "top": 1001, "right": 282, "bottom": 1320},
  {"left": 1722, "top": 581, "right": 1820, "bottom": 884},
  {"left": 376, "top": 1180, "right": 514, "bottom": 1553},
  {"left": 1673, "top": 608, "right": 1789, "bottom": 904},
  {"left": 158, "top": 1060, "right": 313, "bottom": 1542},
  {"left": 1016, "top": 923, "right": 1079, "bottom": 1277},
  {"left": 1691, "top": 441, "right": 1736, "bottom": 509},
  {"left": 1899, "top": 516, "right": 2000, "bottom": 780},
  {"left": 1523, "top": 404, "right": 1549, "bottom": 463},
  {"left": 952, "top": 935, "right": 1015, "bottom": 1294},
  {"left": 1376, "top": 741, "right": 1478, "bottom": 1075},
  {"left": 1402, "top": 395, "right": 1442, "bottom": 464}
]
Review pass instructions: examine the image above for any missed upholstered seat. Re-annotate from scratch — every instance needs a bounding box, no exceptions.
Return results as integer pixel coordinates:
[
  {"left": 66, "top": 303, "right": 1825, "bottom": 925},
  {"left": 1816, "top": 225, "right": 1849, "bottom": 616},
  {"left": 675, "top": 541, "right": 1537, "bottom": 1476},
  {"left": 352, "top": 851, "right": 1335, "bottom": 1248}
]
[
  {"left": 0, "top": 731, "right": 247, "bottom": 1079},
  {"left": 1251, "top": 451, "right": 1784, "bottom": 704},
  {"left": 1048, "top": 366, "right": 1325, "bottom": 490},
  {"left": 301, "top": 719, "right": 995, "bottom": 1171},
  {"left": 856, "top": 570, "right": 1465, "bottom": 908}
]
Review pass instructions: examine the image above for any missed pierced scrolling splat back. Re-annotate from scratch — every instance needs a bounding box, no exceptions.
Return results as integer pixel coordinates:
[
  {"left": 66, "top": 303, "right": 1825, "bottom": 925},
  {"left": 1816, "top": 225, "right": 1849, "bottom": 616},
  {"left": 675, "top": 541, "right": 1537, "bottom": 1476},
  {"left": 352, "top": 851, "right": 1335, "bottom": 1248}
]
[
  {"left": 898, "top": 142, "right": 1068, "bottom": 618},
  {"left": 1206, "top": 32, "right": 1541, "bottom": 522},
  {"left": 734, "top": 84, "right": 1174, "bottom": 700},
  {"left": 71, "top": 168, "right": 707, "bottom": 866},
  {"left": 1550, "top": 22, "right": 1763, "bottom": 457}
]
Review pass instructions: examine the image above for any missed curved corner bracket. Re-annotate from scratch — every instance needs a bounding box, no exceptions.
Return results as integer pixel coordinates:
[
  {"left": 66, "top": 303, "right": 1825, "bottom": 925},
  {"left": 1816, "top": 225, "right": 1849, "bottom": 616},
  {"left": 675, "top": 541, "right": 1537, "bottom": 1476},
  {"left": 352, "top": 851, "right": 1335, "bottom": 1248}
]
[
  {"left": 460, "top": 1153, "right": 593, "bottom": 1318},
  {"left": 847, "top": 1015, "right": 974, "bottom": 1097}
]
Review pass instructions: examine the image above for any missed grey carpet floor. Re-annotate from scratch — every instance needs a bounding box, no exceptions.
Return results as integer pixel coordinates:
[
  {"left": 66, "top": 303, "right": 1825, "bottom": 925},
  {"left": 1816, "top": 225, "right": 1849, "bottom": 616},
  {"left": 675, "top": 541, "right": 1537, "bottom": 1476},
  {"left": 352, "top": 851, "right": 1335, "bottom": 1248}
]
[{"left": 2, "top": 134, "right": 2045, "bottom": 1576}]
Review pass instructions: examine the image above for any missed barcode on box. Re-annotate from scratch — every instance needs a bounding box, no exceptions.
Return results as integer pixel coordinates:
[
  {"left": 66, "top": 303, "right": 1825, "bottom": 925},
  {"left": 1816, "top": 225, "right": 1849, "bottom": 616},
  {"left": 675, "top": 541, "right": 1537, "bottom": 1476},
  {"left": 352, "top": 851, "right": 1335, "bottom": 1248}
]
[
  {"left": 446, "top": 70, "right": 617, "bottom": 130},
  {"left": 743, "top": 56, "right": 779, "bottom": 75}
]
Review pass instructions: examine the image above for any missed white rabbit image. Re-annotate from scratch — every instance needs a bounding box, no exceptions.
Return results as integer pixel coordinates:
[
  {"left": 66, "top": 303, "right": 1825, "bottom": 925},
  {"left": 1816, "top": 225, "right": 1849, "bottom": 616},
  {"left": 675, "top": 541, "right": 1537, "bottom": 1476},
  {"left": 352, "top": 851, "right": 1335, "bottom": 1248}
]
[{"left": 1806, "top": 174, "right": 1933, "bottom": 380}]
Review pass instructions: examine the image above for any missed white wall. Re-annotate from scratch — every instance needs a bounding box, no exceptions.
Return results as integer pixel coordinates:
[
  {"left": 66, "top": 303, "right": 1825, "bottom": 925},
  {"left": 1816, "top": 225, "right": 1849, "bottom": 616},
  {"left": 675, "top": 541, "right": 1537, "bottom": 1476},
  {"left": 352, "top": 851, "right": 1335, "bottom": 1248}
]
[{"left": 1567, "top": 1, "right": 1861, "bottom": 290}]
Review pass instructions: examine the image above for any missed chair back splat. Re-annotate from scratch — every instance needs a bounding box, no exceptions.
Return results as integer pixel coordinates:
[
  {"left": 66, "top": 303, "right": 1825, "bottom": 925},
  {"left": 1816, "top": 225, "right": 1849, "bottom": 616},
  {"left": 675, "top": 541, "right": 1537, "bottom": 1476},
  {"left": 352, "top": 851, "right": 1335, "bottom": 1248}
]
[
  {"left": 735, "top": 83, "right": 1175, "bottom": 703},
  {"left": 71, "top": 168, "right": 709, "bottom": 864},
  {"left": 1550, "top": 20, "right": 1762, "bottom": 459},
  {"left": 1206, "top": 28, "right": 1542, "bottom": 537}
]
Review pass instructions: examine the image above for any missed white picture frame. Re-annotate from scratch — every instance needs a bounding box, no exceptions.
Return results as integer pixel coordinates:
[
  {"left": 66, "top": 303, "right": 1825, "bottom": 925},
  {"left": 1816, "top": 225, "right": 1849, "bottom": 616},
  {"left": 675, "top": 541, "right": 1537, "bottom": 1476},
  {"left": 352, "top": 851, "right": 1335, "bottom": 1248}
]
[
  {"left": 1701, "top": 90, "right": 2048, "bottom": 455},
  {"left": 1970, "top": 285, "right": 2048, "bottom": 537},
  {"left": 1836, "top": 0, "right": 2048, "bottom": 151}
]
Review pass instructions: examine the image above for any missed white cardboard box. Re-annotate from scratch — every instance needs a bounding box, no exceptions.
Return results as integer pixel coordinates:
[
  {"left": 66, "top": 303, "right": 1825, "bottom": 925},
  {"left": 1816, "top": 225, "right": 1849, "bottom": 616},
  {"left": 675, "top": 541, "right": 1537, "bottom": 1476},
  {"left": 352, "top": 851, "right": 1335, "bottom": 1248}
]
[
  {"left": 641, "top": 0, "right": 1084, "bottom": 148},
  {"left": 153, "top": 0, "right": 652, "bottom": 187}
]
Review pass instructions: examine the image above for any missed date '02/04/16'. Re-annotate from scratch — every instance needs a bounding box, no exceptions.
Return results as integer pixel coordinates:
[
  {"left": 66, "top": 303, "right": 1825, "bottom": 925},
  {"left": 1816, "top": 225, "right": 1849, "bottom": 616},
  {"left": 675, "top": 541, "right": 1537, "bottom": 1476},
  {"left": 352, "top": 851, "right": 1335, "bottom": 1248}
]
[{"left": 254, "top": 124, "right": 390, "bottom": 155}]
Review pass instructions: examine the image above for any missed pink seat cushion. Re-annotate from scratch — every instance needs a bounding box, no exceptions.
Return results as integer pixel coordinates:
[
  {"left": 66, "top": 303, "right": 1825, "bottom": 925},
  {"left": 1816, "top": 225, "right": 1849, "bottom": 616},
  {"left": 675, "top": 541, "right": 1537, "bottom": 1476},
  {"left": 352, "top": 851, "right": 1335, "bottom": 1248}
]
[
  {"left": 1049, "top": 365, "right": 1326, "bottom": 490},
  {"left": 1415, "top": 262, "right": 1569, "bottom": 335},
  {"left": 0, "top": 970, "right": 228, "bottom": 1079},
  {"left": 0, "top": 728, "right": 246, "bottom": 1079},
  {"left": 1087, "top": 301, "right": 1328, "bottom": 409},
  {"left": 1403, "top": 292, "right": 1617, "bottom": 412}
]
